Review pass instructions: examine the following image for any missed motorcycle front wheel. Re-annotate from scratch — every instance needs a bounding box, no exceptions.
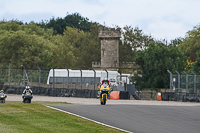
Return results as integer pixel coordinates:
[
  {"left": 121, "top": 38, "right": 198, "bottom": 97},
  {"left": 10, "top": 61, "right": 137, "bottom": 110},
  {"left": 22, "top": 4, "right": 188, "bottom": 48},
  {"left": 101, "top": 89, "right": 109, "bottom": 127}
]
[
  {"left": 24, "top": 99, "right": 30, "bottom": 103},
  {"left": 103, "top": 95, "right": 107, "bottom": 105}
]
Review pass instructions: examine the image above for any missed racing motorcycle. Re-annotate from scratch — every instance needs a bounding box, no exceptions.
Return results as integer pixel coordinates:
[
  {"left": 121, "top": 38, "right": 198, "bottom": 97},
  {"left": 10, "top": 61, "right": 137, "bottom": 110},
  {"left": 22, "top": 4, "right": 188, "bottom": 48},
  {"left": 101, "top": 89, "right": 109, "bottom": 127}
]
[
  {"left": 23, "top": 92, "right": 33, "bottom": 103},
  {"left": 99, "top": 83, "right": 111, "bottom": 105},
  {"left": 0, "top": 93, "right": 7, "bottom": 103}
]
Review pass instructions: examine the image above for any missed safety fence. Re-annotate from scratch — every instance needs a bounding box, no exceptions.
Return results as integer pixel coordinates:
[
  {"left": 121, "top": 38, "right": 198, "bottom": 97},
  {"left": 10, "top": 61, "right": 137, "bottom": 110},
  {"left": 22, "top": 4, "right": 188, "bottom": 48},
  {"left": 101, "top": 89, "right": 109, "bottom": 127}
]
[
  {"left": 167, "top": 70, "right": 200, "bottom": 94},
  {"left": 0, "top": 67, "right": 106, "bottom": 98},
  {"left": 0, "top": 68, "right": 51, "bottom": 88},
  {"left": 0, "top": 67, "right": 120, "bottom": 91}
]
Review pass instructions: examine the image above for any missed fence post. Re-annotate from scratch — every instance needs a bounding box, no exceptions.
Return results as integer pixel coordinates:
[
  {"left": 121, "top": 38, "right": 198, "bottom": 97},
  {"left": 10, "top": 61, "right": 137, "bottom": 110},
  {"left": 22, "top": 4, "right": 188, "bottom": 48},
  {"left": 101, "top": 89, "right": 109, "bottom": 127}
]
[
  {"left": 37, "top": 66, "right": 41, "bottom": 88},
  {"left": 50, "top": 67, "right": 55, "bottom": 96},
  {"left": 79, "top": 69, "right": 82, "bottom": 90},
  {"left": 167, "top": 70, "right": 173, "bottom": 92},
  {"left": 6, "top": 65, "right": 10, "bottom": 89},
  {"left": 175, "top": 71, "right": 180, "bottom": 92},
  {"left": 191, "top": 71, "right": 196, "bottom": 93},
  {"left": 183, "top": 71, "right": 188, "bottom": 93},
  {"left": 66, "top": 68, "right": 69, "bottom": 89},
  {"left": 92, "top": 68, "right": 96, "bottom": 90},
  {"left": 21, "top": 65, "right": 26, "bottom": 86},
  {"left": 105, "top": 69, "right": 108, "bottom": 78}
]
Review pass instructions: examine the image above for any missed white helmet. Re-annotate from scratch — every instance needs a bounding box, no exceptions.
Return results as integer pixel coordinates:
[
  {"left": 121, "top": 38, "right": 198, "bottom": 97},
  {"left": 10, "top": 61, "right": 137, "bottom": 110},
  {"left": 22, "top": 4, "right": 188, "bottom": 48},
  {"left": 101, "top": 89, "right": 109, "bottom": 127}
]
[
  {"left": 26, "top": 86, "right": 30, "bottom": 89},
  {"left": 103, "top": 77, "right": 108, "bottom": 81}
]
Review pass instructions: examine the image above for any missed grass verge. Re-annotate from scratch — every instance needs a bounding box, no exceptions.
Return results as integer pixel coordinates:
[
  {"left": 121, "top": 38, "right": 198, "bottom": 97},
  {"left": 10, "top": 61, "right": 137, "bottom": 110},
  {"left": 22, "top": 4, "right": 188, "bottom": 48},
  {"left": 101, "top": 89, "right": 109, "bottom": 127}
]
[{"left": 0, "top": 101, "right": 125, "bottom": 133}]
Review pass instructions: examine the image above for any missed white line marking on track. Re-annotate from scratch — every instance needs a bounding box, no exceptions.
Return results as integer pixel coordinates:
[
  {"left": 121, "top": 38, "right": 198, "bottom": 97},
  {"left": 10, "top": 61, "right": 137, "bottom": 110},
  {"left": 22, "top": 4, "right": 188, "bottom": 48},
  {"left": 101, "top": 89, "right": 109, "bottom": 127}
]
[{"left": 45, "top": 105, "right": 133, "bottom": 133}]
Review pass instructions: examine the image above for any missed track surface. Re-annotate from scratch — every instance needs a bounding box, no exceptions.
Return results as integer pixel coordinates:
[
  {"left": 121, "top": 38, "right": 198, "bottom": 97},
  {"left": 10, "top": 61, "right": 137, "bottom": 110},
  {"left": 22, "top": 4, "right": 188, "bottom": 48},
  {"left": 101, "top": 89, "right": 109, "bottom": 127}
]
[
  {"left": 49, "top": 104, "right": 200, "bottom": 133},
  {"left": 6, "top": 94, "right": 200, "bottom": 133}
]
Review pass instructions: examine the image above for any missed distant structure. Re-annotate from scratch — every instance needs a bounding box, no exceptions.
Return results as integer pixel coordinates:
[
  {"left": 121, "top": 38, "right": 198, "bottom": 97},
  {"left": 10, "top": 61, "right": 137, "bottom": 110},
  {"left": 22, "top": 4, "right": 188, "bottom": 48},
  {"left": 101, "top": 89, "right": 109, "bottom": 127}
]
[{"left": 92, "top": 27, "right": 121, "bottom": 71}]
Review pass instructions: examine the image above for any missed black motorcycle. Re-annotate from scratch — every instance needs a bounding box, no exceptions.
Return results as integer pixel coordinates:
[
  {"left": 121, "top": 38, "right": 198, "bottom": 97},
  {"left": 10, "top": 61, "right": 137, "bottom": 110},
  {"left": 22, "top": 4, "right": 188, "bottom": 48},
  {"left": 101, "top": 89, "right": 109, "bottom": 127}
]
[
  {"left": 0, "top": 93, "right": 7, "bottom": 103},
  {"left": 23, "top": 92, "right": 33, "bottom": 103}
]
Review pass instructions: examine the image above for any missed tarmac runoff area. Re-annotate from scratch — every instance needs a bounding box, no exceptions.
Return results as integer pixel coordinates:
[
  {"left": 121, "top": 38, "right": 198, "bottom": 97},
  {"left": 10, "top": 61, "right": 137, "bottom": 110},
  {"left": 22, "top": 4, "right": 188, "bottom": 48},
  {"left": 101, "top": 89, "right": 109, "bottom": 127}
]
[{"left": 6, "top": 94, "right": 200, "bottom": 106}]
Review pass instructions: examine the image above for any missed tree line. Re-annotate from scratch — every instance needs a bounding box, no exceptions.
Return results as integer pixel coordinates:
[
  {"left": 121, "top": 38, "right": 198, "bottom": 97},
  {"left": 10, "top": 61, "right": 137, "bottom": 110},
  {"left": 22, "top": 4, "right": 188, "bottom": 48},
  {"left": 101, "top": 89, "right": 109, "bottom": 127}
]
[{"left": 0, "top": 13, "right": 200, "bottom": 90}]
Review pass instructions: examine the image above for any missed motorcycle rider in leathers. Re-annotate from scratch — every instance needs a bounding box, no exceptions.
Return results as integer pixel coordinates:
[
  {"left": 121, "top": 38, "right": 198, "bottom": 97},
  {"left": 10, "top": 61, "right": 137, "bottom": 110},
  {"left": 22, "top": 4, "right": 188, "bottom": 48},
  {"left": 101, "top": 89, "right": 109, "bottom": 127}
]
[{"left": 22, "top": 86, "right": 33, "bottom": 99}]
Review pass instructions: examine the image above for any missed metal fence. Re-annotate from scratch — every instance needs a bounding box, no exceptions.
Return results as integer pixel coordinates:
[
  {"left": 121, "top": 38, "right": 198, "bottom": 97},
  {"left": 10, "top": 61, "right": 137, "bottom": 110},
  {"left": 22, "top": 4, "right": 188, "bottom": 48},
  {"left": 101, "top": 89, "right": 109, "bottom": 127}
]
[
  {"left": 0, "top": 68, "right": 51, "bottom": 88},
  {"left": 167, "top": 70, "right": 200, "bottom": 94},
  {"left": 0, "top": 67, "right": 119, "bottom": 91}
]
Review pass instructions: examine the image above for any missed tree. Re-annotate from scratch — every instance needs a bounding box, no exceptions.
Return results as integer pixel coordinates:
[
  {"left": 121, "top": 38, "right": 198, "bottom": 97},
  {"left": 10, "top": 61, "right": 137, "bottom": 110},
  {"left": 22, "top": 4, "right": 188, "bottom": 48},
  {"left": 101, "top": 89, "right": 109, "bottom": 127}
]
[
  {"left": 120, "top": 26, "right": 154, "bottom": 62},
  {"left": 191, "top": 52, "right": 200, "bottom": 72},
  {"left": 50, "top": 33, "right": 77, "bottom": 68},
  {"left": 122, "top": 26, "right": 154, "bottom": 50},
  {"left": 38, "top": 13, "right": 95, "bottom": 35},
  {"left": 178, "top": 25, "right": 200, "bottom": 61},
  {"left": 0, "top": 20, "right": 101, "bottom": 70},
  {"left": 133, "top": 43, "right": 186, "bottom": 90},
  {"left": 55, "top": 26, "right": 100, "bottom": 69},
  {"left": 0, "top": 20, "right": 23, "bottom": 31},
  {"left": 0, "top": 21, "right": 53, "bottom": 69},
  {"left": 169, "top": 37, "right": 184, "bottom": 46},
  {"left": 0, "top": 30, "right": 53, "bottom": 68}
]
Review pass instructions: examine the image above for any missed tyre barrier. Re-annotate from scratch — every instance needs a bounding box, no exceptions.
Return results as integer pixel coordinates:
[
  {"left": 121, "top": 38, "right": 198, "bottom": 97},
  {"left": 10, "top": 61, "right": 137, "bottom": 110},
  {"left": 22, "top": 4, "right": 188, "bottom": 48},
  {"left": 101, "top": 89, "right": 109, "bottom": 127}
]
[
  {"left": 3, "top": 85, "right": 98, "bottom": 98},
  {"left": 161, "top": 92, "right": 200, "bottom": 102},
  {"left": 110, "top": 91, "right": 130, "bottom": 99}
]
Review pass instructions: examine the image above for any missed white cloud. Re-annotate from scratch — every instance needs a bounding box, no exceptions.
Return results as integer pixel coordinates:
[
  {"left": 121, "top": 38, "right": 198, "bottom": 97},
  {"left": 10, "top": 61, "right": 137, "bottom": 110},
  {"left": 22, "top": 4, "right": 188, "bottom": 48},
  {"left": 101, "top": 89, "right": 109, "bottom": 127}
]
[
  {"left": 148, "top": 21, "right": 187, "bottom": 40},
  {"left": 0, "top": 0, "right": 200, "bottom": 40}
]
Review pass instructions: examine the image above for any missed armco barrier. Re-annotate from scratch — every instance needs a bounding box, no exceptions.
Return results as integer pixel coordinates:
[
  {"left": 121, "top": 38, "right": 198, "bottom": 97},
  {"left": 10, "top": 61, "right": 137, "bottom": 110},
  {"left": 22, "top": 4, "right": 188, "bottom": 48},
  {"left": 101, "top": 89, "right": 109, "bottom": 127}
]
[
  {"left": 3, "top": 85, "right": 98, "bottom": 98},
  {"left": 161, "top": 92, "right": 200, "bottom": 102}
]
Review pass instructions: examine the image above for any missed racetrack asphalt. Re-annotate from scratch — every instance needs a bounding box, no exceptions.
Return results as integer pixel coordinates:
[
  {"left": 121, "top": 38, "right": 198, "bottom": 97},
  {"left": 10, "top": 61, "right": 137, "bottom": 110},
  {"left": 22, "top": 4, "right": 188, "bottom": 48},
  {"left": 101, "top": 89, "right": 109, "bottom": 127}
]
[
  {"left": 6, "top": 94, "right": 200, "bottom": 133},
  {"left": 48, "top": 104, "right": 200, "bottom": 133}
]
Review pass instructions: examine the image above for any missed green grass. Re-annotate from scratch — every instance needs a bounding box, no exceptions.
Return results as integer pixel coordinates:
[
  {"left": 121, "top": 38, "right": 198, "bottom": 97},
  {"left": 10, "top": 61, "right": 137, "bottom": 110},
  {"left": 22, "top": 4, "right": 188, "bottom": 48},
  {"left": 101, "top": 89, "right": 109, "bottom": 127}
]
[{"left": 0, "top": 101, "right": 125, "bottom": 133}]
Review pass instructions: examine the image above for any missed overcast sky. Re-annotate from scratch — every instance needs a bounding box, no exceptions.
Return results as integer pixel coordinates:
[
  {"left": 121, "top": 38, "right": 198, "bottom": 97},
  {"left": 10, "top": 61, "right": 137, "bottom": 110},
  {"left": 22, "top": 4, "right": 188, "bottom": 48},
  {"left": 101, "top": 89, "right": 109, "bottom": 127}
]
[{"left": 1, "top": 0, "right": 200, "bottom": 41}]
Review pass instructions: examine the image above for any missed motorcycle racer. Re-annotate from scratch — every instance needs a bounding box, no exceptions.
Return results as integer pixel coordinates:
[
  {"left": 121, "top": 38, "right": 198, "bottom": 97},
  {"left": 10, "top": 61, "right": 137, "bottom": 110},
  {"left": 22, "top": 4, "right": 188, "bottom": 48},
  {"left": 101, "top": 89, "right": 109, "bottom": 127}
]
[
  {"left": 98, "top": 77, "right": 113, "bottom": 89},
  {"left": 0, "top": 90, "right": 7, "bottom": 98},
  {"left": 22, "top": 86, "right": 33, "bottom": 98}
]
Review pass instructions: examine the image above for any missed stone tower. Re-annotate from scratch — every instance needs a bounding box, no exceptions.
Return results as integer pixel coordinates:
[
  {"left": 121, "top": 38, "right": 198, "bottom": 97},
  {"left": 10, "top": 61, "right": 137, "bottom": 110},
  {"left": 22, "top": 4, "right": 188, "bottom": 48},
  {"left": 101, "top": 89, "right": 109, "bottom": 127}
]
[{"left": 98, "top": 28, "right": 121, "bottom": 70}]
